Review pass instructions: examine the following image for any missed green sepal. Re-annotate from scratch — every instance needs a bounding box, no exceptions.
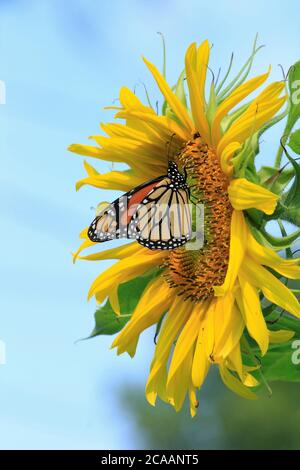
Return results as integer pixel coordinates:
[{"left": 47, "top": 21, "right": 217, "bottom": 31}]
[
  {"left": 275, "top": 150, "right": 300, "bottom": 227},
  {"left": 206, "top": 81, "right": 217, "bottom": 126},
  {"left": 248, "top": 223, "right": 300, "bottom": 250},
  {"left": 162, "top": 69, "right": 187, "bottom": 119}
]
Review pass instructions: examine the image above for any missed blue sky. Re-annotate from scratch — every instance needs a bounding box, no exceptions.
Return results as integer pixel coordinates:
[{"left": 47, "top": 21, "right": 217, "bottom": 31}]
[{"left": 0, "top": 0, "right": 300, "bottom": 449}]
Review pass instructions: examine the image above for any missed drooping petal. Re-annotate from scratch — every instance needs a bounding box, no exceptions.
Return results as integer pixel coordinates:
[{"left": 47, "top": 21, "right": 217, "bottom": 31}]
[
  {"left": 88, "top": 251, "right": 165, "bottom": 302},
  {"left": 248, "top": 231, "right": 300, "bottom": 279},
  {"left": 237, "top": 270, "right": 269, "bottom": 355},
  {"left": 146, "top": 297, "right": 193, "bottom": 405},
  {"left": 228, "top": 178, "right": 279, "bottom": 214},
  {"left": 167, "top": 301, "right": 208, "bottom": 383},
  {"left": 189, "top": 384, "right": 199, "bottom": 418},
  {"left": 243, "top": 257, "right": 300, "bottom": 319},
  {"left": 219, "top": 364, "right": 258, "bottom": 400},
  {"left": 111, "top": 276, "right": 173, "bottom": 356},
  {"left": 145, "top": 366, "right": 168, "bottom": 406},
  {"left": 211, "top": 294, "right": 244, "bottom": 361},
  {"left": 108, "top": 285, "right": 121, "bottom": 316},
  {"left": 269, "top": 329, "right": 295, "bottom": 344},
  {"left": 167, "top": 348, "right": 195, "bottom": 412},
  {"left": 227, "top": 342, "right": 244, "bottom": 381},
  {"left": 192, "top": 315, "right": 210, "bottom": 388}
]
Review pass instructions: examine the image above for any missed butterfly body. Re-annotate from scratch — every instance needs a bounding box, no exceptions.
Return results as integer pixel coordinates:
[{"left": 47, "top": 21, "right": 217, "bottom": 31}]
[{"left": 88, "top": 161, "right": 192, "bottom": 250}]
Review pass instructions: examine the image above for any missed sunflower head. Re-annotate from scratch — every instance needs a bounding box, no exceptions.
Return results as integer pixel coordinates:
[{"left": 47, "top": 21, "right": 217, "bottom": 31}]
[{"left": 70, "top": 38, "right": 300, "bottom": 416}]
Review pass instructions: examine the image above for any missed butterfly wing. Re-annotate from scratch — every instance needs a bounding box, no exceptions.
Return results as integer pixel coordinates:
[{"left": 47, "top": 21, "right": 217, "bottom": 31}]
[
  {"left": 131, "top": 178, "right": 192, "bottom": 250},
  {"left": 87, "top": 176, "right": 166, "bottom": 242}
]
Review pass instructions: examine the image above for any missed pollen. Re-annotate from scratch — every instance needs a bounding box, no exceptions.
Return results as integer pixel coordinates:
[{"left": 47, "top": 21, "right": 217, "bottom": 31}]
[{"left": 164, "top": 136, "right": 233, "bottom": 302}]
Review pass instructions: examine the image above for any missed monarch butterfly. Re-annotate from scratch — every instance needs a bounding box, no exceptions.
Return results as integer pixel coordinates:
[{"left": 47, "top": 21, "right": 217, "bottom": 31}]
[{"left": 88, "top": 161, "right": 192, "bottom": 250}]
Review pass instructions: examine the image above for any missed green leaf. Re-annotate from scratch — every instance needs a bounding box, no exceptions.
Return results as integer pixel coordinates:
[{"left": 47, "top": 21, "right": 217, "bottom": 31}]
[
  {"left": 259, "top": 341, "right": 300, "bottom": 382},
  {"left": 244, "top": 312, "right": 300, "bottom": 383},
  {"left": 162, "top": 69, "right": 187, "bottom": 118},
  {"left": 90, "top": 268, "right": 161, "bottom": 338},
  {"left": 288, "top": 129, "right": 300, "bottom": 155},
  {"left": 90, "top": 302, "right": 130, "bottom": 337}
]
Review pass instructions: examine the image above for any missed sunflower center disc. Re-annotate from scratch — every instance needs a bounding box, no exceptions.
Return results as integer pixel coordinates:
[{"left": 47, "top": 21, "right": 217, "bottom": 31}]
[{"left": 164, "top": 136, "right": 233, "bottom": 302}]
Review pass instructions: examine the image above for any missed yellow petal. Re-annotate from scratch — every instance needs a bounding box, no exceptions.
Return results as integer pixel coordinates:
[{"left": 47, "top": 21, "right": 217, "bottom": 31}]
[
  {"left": 202, "top": 298, "right": 218, "bottom": 357},
  {"left": 167, "top": 348, "right": 194, "bottom": 412},
  {"left": 220, "top": 142, "right": 241, "bottom": 176},
  {"left": 269, "top": 329, "right": 295, "bottom": 344},
  {"left": 108, "top": 285, "right": 120, "bottom": 316},
  {"left": 192, "top": 317, "right": 210, "bottom": 388},
  {"left": 227, "top": 342, "right": 244, "bottom": 381},
  {"left": 145, "top": 366, "right": 168, "bottom": 406},
  {"left": 212, "top": 294, "right": 244, "bottom": 360},
  {"left": 83, "top": 160, "right": 98, "bottom": 176},
  {"left": 143, "top": 56, "right": 194, "bottom": 136},
  {"left": 219, "top": 364, "right": 257, "bottom": 400},
  {"left": 111, "top": 277, "right": 172, "bottom": 356},
  {"left": 196, "top": 40, "right": 210, "bottom": 104},
  {"left": 167, "top": 301, "right": 208, "bottom": 384},
  {"left": 236, "top": 272, "right": 269, "bottom": 355},
  {"left": 72, "top": 236, "right": 95, "bottom": 263},
  {"left": 116, "top": 108, "right": 187, "bottom": 142},
  {"left": 119, "top": 86, "right": 155, "bottom": 113},
  {"left": 68, "top": 143, "right": 102, "bottom": 158},
  {"left": 212, "top": 69, "right": 270, "bottom": 144},
  {"left": 185, "top": 42, "right": 210, "bottom": 143},
  {"left": 88, "top": 251, "right": 165, "bottom": 301},
  {"left": 76, "top": 170, "right": 144, "bottom": 192},
  {"left": 248, "top": 232, "right": 300, "bottom": 279},
  {"left": 243, "top": 257, "right": 300, "bottom": 319},
  {"left": 145, "top": 297, "right": 193, "bottom": 406},
  {"left": 217, "top": 82, "right": 286, "bottom": 156},
  {"left": 76, "top": 242, "right": 143, "bottom": 262},
  {"left": 243, "top": 373, "right": 259, "bottom": 387},
  {"left": 214, "top": 210, "right": 247, "bottom": 296},
  {"left": 228, "top": 178, "right": 279, "bottom": 214},
  {"left": 189, "top": 384, "right": 199, "bottom": 418}
]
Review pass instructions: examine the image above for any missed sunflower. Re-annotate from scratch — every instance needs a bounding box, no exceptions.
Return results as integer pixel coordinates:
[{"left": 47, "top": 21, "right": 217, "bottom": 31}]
[{"left": 69, "top": 39, "right": 300, "bottom": 416}]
